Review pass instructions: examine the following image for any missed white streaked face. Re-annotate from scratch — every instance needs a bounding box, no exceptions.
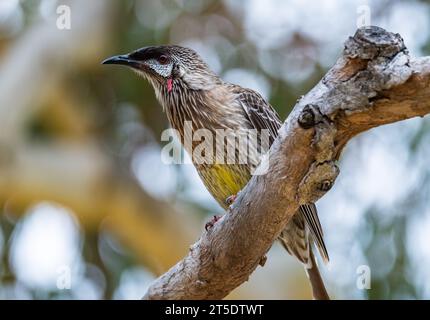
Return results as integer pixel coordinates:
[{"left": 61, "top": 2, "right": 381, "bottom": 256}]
[{"left": 145, "top": 56, "right": 174, "bottom": 78}]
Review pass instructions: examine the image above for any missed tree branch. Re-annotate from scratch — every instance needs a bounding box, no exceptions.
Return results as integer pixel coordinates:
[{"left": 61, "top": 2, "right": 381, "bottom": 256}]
[{"left": 143, "top": 26, "right": 430, "bottom": 300}]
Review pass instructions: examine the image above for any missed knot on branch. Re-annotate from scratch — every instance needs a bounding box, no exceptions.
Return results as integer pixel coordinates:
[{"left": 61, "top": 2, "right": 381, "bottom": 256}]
[
  {"left": 319, "top": 179, "right": 334, "bottom": 192},
  {"left": 298, "top": 104, "right": 316, "bottom": 129},
  {"left": 345, "top": 26, "right": 406, "bottom": 60},
  {"left": 298, "top": 161, "right": 340, "bottom": 204}
]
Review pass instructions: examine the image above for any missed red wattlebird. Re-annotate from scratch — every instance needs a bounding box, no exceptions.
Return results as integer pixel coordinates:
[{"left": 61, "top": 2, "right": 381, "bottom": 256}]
[{"left": 103, "top": 45, "right": 330, "bottom": 299}]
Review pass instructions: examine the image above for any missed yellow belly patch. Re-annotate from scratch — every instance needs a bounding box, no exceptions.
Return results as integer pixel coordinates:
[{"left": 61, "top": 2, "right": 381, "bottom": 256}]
[{"left": 197, "top": 163, "right": 251, "bottom": 209}]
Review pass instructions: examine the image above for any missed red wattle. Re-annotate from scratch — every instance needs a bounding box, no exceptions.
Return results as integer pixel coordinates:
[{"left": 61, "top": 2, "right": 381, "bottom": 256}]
[{"left": 167, "top": 78, "right": 173, "bottom": 92}]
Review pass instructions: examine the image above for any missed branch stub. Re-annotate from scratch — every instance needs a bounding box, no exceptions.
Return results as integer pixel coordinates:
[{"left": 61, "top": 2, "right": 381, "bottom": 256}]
[{"left": 298, "top": 104, "right": 317, "bottom": 129}]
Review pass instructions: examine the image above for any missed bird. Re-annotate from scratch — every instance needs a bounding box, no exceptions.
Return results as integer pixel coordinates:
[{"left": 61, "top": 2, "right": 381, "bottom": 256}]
[{"left": 102, "top": 45, "right": 330, "bottom": 300}]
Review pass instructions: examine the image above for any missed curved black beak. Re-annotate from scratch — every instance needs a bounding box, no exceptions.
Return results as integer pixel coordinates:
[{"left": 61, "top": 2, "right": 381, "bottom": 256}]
[{"left": 101, "top": 54, "right": 141, "bottom": 69}]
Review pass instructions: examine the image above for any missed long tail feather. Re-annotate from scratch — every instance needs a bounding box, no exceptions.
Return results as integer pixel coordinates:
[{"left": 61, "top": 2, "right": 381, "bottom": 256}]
[{"left": 305, "top": 247, "right": 330, "bottom": 300}]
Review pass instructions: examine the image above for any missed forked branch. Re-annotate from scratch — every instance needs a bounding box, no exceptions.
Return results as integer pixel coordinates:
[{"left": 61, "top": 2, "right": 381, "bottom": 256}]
[{"left": 143, "top": 26, "right": 430, "bottom": 300}]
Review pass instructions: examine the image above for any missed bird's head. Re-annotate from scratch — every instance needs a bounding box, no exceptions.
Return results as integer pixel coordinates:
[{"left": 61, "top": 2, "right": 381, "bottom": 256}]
[{"left": 102, "top": 45, "right": 219, "bottom": 97}]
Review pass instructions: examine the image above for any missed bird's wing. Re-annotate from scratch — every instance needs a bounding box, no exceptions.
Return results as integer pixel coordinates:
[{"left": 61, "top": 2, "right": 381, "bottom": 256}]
[
  {"left": 233, "top": 85, "right": 329, "bottom": 264},
  {"left": 299, "top": 203, "right": 330, "bottom": 264},
  {"left": 234, "top": 87, "right": 282, "bottom": 146}
]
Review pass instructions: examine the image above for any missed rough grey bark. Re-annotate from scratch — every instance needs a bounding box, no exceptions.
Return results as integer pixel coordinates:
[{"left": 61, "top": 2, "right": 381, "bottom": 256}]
[{"left": 143, "top": 26, "right": 430, "bottom": 300}]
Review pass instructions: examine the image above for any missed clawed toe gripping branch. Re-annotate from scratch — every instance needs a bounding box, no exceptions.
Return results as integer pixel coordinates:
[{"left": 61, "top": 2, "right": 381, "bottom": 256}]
[{"left": 143, "top": 26, "right": 430, "bottom": 300}]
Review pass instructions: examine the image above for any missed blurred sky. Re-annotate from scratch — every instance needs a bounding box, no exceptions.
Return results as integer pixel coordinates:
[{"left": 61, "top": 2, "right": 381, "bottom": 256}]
[{"left": 1, "top": 0, "right": 430, "bottom": 299}]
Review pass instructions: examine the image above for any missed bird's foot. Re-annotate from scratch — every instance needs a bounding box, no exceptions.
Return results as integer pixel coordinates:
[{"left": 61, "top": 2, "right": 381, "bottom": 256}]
[
  {"left": 205, "top": 215, "right": 222, "bottom": 231},
  {"left": 225, "top": 194, "right": 237, "bottom": 206}
]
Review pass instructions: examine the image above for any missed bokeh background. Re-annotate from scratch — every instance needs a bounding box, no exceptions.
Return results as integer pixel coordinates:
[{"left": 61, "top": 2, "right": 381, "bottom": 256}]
[{"left": 0, "top": 0, "right": 430, "bottom": 299}]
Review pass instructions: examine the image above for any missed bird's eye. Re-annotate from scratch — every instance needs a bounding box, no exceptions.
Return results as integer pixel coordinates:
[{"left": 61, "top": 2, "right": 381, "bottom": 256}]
[{"left": 158, "top": 55, "right": 169, "bottom": 65}]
